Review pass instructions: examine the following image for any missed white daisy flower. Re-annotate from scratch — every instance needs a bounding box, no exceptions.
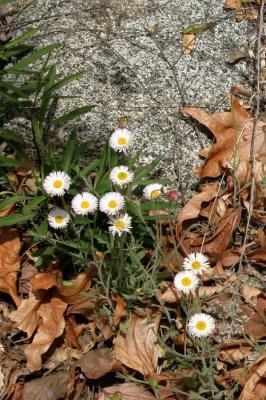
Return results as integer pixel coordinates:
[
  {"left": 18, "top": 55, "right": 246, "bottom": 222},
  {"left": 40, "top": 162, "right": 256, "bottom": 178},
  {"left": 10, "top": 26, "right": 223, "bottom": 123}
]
[
  {"left": 174, "top": 271, "right": 199, "bottom": 294},
  {"left": 187, "top": 313, "right": 215, "bottom": 338},
  {"left": 183, "top": 252, "right": 210, "bottom": 275},
  {"left": 43, "top": 171, "right": 71, "bottom": 197},
  {"left": 71, "top": 192, "right": 98, "bottom": 216},
  {"left": 143, "top": 183, "right": 163, "bottom": 200},
  {"left": 108, "top": 213, "right": 132, "bottom": 236},
  {"left": 110, "top": 166, "right": 134, "bottom": 187},
  {"left": 48, "top": 208, "right": 70, "bottom": 229},
  {"left": 99, "top": 192, "right": 125, "bottom": 215},
  {"left": 109, "top": 128, "right": 132, "bottom": 153}
]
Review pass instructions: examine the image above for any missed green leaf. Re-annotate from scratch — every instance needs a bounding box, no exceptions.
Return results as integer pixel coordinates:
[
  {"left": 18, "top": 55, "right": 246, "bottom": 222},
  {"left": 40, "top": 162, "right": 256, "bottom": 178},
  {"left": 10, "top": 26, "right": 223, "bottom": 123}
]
[
  {"left": 44, "top": 70, "right": 86, "bottom": 96},
  {"left": 80, "top": 159, "right": 100, "bottom": 177},
  {"left": 32, "top": 118, "right": 43, "bottom": 143},
  {"left": 0, "top": 195, "right": 31, "bottom": 211},
  {"left": 0, "top": 0, "right": 17, "bottom": 4},
  {"left": 7, "top": 44, "right": 58, "bottom": 72},
  {"left": 3, "top": 28, "right": 39, "bottom": 49},
  {"left": 134, "top": 178, "right": 174, "bottom": 186},
  {"left": 141, "top": 200, "right": 176, "bottom": 211},
  {"left": 0, "top": 128, "right": 25, "bottom": 144},
  {"left": 52, "top": 105, "right": 95, "bottom": 127},
  {"left": 183, "top": 23, "right": 208, "bottom": 34},
  {"left": 23, "top": 195, "right": 47, "bottom": 213},
  {"left": 35, "top": 220, "right": 48, "bottom": 236},
  {"left": 134, "top": 157, "right": 161, "bottom": 180},
  {"left": 0, "top": 212, "right": 35, "bottom": 228},
  {"left": 0, "top": 156, "right": 28, "bottom": 167},
  {"left": 63, "top": 131, "right": 77, "bottom": 172}
]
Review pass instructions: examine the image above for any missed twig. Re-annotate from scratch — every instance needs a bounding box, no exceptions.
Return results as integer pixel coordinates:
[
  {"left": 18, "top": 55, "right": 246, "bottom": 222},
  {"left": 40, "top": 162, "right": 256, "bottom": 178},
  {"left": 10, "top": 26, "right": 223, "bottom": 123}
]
[{"left": 239, "top": 0, "right": 265, "bottom": 273}]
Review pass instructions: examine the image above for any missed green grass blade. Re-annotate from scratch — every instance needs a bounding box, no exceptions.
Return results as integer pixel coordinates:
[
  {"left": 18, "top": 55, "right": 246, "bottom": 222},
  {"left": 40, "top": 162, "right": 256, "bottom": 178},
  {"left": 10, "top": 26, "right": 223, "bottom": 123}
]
[
  {"left": 7, "top": 44, "right": 58, "bottom": 72},
  {"left": 52, "top": 105, "right": 94, "bottom": 127},
  {"left": 63, "top": 131, "right": 77, "bottom": 173},
  {"left": 0, "top": 128, "right": 25, "bottom": 144}
]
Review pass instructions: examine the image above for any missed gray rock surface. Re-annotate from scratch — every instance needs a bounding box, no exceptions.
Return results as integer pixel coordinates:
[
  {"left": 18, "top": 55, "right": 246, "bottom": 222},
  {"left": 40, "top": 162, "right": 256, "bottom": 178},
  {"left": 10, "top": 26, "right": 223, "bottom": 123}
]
[{"left": 15, "top": 0, "right": 253, "bottom": 201}]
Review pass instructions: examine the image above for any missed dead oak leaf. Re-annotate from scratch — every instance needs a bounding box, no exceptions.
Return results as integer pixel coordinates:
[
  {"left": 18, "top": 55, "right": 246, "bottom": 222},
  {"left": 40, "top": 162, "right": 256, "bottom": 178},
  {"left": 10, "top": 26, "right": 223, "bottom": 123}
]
[
  {"left": 25, "top": 297, "right": 67, "bottom": 372},
  {"left": 21, "top": 371, "right": 69, "bottom": 400},
  {"left": 71, "top": 348, "right": 122, "bottom": 379},
  {"left": 181, "top": 96, "right": 266, "bottom": 179},
  {"left": 0, "top": 227, "right": 21, "bottom": 307},
  {"left": 99, "top": 383, "right": 156, "bottom": 400},
  {"left": 114, "top": 313, "right": 162, "bottom": 375},
  {"left": 239, "top": 356, "right": 266, "bottom": 400},
  {"left": 218, "top": 340, "right": 252, "bottom": 364}
]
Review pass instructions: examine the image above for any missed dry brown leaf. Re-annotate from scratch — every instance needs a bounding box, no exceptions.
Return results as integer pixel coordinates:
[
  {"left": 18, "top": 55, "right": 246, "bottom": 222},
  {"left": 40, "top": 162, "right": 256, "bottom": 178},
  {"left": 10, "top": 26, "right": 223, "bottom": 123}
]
[
  {"left": 231, "top": 84, "right": 252, "bottom": 97},
  {"left": 177, "top": 184, "right": 218, "bottom": 225},
  {"left": 182, "top": 33, "right": 196, "bottom": 54},
  {"left": 241, "top": 284, "right": 262, "bottom": 301},
  {"left": 10, "top": 269, "right": 98, "bottom": 371},
  {"left": 218, "top": 341, "right": 252, "bottom": 364},
  {"left": 226, "top": 50, "right": 248, "bottom": 64},
  {"left": 25, "top": 297, "right": 67, "bottom": 371},
  {"left": 181, "top": 96, "right": 266, "bottom": 179},
  {"left": 242, "top": 296, "right": 266, "bottom": 339},
  {"left": 71, "top": 348, "right": 122, "bottom": 379},
  {"left": 239, "top": 356, "right": 266, "bottom": 400},
  {"left": 224, "top": 0, "right": 241, "bottom": 7},
  {"left": 112, "top": 293, "right": 127, "bottom": 327},
  {"left": 10, "top": 293, "right": 41, "bottom": 338},
  {"left": 0, "top": 227, "right": 21, "bottom": 307},
  {"left": 21, "top": 372, "right": 69, "bottom": 400},
  {"left": 114, "top": 313, "right": 162, "bottom": 375},
  {"left": 181, "top": 207, "right": 241, "bottom": 261},
  {"left": 0, "top": 366, "right": 4, "bottom": 396},
  {"left": 99, "top": 382, "right": 155, "bottom": 400},
  {"left": 158, "top": 285, "right": 182, "bottom": 303},
  {"left": 220, "top": 250, "right": 240, "bottom": 267}
]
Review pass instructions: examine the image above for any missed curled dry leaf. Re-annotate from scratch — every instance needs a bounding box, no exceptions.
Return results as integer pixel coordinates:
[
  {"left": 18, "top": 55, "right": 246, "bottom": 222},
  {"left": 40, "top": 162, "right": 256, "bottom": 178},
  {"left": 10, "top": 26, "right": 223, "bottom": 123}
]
[
  {"left": 21, "top": 372, "right": 69, "bottom": 400},
  {"left": 177, "top": 184, "right": 218, "bottom": 226},
  {"left": 180, "top": 207, "right": 241, "bottom": 261},
  {"left": 10, "top": 269, "right": 97, "bottom": 371},
  {"left": 99, "top": 382, "right": 156, "bottom": 400},
  {"left": 182, "top": 33, "right": 196, "bottom": 54},
  {"left": 114, "top": 313, "right": 162, "bottom": 375},
  {"left": 218, "top": 340, "right": 252, "bottom": 364},
  {"left": 181, "top": 96, "right": 266, "bottom": 180},
  {"left": 112, "top": 293, "right": 127, "bottom": 327},
  {"left": 24, "top": 297, "right": 67, "bottom": 372},
  {"left": 0, "top": 227, "right": 21, "bottom": 307},
  {"left": 239, "top": 356, "right": 266, "bottom": 400},
  {"left": 242, "top": 295, "right": 266, "bottom": 339},
  {"left": 71, "top": 348, "right": 122, "bottom": 379}
]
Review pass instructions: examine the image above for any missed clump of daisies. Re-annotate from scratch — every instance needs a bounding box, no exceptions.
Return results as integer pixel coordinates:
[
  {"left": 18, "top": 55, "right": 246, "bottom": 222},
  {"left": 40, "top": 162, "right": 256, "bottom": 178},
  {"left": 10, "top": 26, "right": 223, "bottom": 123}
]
[{"left": 42, "top": 122, "right": 172, "bottom": 241}]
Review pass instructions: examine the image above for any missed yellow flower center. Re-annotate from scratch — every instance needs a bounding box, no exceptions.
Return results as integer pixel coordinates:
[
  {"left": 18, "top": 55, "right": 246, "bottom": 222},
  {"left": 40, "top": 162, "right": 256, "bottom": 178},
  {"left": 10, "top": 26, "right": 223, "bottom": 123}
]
[
  {"left": 117, "top": 171, "right": 128, "bottom": 181},
  {"left": 196, "top": 321, "right": 207, "bottom": 331},
  {"left": 192, "top": 261, "right": 201, "bottom": 270},
  {"left": 181, "top": 277, "right": 192, "bottom": 287},
  {"left": 53, "top": 179, "right": 63, "bottom": 189},
  {"left": 118, "top": 137, "right": 127, "bottom": 145},
  {"left": 55, "top": 216, "right": 64, "bottom": 224},
  {"left": 151, "top": 190, "right": 161, "bottom": 199},
  {"left": 108, "top": 200, "right": 118, "bottom": 209},
  {"left": 81, "top": 200, "right": 90, "bottom": 209},
  {"left": 115, "top": 220, "right": 126, "bottom": 230}
]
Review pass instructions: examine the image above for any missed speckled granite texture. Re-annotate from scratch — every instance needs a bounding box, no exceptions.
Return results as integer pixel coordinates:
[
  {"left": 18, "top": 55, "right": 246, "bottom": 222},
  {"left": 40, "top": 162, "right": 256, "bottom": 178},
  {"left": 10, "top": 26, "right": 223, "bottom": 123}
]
[{"left": 14, "top": 0, "right": 253, "bottom": 200}]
